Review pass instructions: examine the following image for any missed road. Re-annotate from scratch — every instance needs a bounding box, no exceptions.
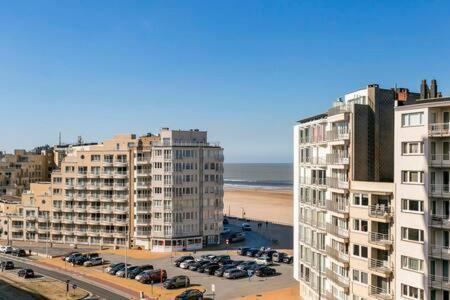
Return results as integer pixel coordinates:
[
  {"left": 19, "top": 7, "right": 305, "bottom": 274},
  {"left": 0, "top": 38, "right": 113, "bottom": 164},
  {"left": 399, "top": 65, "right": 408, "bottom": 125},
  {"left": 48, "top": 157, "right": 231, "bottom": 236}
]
[{"left": 0, "top": 253, "right": 130, "bottom": 300}]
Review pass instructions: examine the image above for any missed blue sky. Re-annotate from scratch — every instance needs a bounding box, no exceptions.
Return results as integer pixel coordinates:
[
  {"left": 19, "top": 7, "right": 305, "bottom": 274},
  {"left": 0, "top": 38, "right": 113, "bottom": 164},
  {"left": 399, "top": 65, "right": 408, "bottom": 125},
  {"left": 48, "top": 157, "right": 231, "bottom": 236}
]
[{"left": 1, "top": 1, "right": 450, "bottom": 162}]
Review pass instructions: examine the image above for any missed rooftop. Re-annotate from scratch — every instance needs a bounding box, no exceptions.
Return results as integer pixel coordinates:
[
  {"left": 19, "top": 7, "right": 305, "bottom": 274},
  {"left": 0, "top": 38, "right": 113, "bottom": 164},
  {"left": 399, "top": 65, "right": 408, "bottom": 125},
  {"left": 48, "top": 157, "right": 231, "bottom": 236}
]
[{"left": 297, "top": 113, "right": 327, "bottom": 124}]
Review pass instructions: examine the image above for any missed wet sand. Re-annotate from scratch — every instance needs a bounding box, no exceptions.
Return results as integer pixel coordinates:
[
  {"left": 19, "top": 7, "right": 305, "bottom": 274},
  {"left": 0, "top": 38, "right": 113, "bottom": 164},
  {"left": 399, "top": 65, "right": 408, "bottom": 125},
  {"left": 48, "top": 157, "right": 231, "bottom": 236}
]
[{"left": 223, "top": 188, "right": 293, "bottom": 225}]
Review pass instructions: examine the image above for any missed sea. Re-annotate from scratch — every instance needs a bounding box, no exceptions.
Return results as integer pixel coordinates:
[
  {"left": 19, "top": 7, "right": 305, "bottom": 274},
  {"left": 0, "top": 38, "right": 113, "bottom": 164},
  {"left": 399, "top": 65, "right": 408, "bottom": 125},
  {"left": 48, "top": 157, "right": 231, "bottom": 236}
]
[{"left": 224, "top": 163, "right": 293, "bottom": 190}]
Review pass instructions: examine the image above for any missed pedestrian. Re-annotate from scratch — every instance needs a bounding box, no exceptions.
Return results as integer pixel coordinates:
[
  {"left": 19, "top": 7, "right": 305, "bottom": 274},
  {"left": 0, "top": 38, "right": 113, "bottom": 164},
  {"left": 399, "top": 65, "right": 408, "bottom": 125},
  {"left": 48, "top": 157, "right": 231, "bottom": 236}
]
[
  {"left": 265, "top": 221, "right": 268, "bottom": 228},
  {"left": 1, "top": 264, "right": 4, "bottom": 272},
  {"left": 28, "top": 249, "right": 31, "bottom": 256}
]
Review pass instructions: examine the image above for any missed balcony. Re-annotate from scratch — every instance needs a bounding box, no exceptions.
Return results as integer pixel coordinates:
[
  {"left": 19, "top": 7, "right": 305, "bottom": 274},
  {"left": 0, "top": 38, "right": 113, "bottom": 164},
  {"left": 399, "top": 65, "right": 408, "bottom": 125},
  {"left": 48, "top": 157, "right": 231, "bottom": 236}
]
[
  {"left": 300, "top": 177, "right": 327, "bottom": 188},
  {"left": 369, "top": 232, "right": 393, "bottom": 247},
  {"left": 136, "top": 218, "right": 150, "bottom": 225},
  {"left": 100, "top": 184, "right": 114, "bottom": 191},
  {"left": 113, "top": 196, "right": 128, "bottom": 203},
  {"left": 325, "top": 268, "right": 349, "bottom": 291},
  {"left": 429, "top": 154, "right": 450, "bottom": 167},
  {"left": 369, "top": 205, "right": 394, "bottom": 221},
  {"left": 61, "top": 218, "right": 74, "bottom": 224},
  {"left": 326, "top": 246, "right": 349, "bottom": 265},
  {"left": 430, "top": 274, "right": 450, "bottom": 290},
  {"left": 114, "top": 219, "right": 127, "bottom": 226},
  {"left": 430, "top": 214, "right": 450, "bottom": 229},
  {"left": 113, "top": 172, "right": 128, "bottom": 179},
  {"left": 75, "top": 183, "right": 87, "bottom": 190},
  {"left": 76, "top": 172, "right": 87, "bottom": 179},
  {"left": 326, "top": 200, "right": 349, "bottom": 215},
  {"left": 113, "top": 231, "right": 126, "bottom": 238},
  {"left": 368, "top": 258, "right": 393, "bottom": 275},
  {"left": 327, "top": 177, "right": 349, "bottom": 190},
  {"left": 113, "top": 184, "right": 128, "bottom": 191},
  {"left": 429, "top": 184, "right": 450, "bottom": 198},
  {"left": 101, "top": 231, "right": 114, "bottom": 238},
  {"left": 88, "top": 172, "right": 100, "bottom": 179},
  {"left": 429, "top": 123, "right": 450, "bottom": 137},
  {"left": 136, "top": 182, "right": 150, "bottom": 189},
  {"left": 430, "top": 244, "right": 450, "bottom": 259},
  {"left": 100, "top": 207, "right": 113, "bottom": 214},
  {"left": 326, "top": 129, "right": 350, "bottom": 142},
  {"left": 73, "top": 207, "right": 87, "bottom": 213},
  {"left": 61, "top": 207, "right": 74, "bottom": 213},
  {"left": 74, "top": 218, "right": 87, "bottom": 225},
  {"left": 136, "top": 230, "right": 151, "bottom": 237},
  {"left": 326, "top": 153, "right": 349, "bottom": 166},
  {"left": 369, "top": 285, "right": 393, "bottom": 300},
  {"left": 113, "top": 160, "right": 128, "bottom": 167},
  {"left": 100, "top": 172, "right": 114, "bottom": 179},
  {"left": 100, "top": 196, "right": 114, "bottom": 203},
  {"left": 302, "top": 156, "right": 327, "bottom": 167},
  {"left": 86, "top": 183, "right": 100, "bottom": 190},
  {"left": 87, "top": 218, "right": 100, "bottom": 225},
  {"left": 326, "top": 223, "right": 349, "bottom": 240},
  {"left": 64, "top": 195, "right": 74, "bottom": 201},
  {"left": 113, "top": 207, "right": 129, "bottom": 214}
]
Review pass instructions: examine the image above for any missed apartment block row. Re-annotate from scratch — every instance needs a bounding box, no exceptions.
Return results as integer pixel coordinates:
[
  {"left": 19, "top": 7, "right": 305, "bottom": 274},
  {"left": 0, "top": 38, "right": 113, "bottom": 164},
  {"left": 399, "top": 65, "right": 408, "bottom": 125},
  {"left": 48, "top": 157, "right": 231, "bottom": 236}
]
[
  {"left": 0, "top": 128, "right": 224, "bottom": 252},
  {"left": 294, "top": 80, "right": 450, "bottom": 300}
]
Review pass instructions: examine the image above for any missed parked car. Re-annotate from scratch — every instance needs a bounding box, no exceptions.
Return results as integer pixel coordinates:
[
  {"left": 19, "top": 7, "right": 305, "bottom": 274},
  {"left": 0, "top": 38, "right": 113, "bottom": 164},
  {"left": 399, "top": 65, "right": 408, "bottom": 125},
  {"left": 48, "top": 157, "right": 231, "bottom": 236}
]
[
  {"left": 66, "top": 253, "right": 83, "bottom": 263},
  {"left": 104, "top": 262, "right": 124, "bottom": 273},
  {"left": 225, "top": 233, "right": 245, "bottom": 244},
  {"left": 174, "top": 255, "right": 194, "bottom": 267},
  {"left": 0, "top": 246, "right": 13, "bottom": 254},
  {"left": 282, "top": 255, "right": 294, "bottom": 264},
  {"left": 237, "top": 247, "right": 250, "bottom": 256},
  {"left": 1, "top": 261, "right": 14, "bottom": 270},
  {"left": 85, "top": 253, "right": 99, "bottom": 260},
  {"left": 189, "top": 260, "right": 210, "bottom": 271},
  {"left": 18, "top": 268, "right": 34, "bottom": 278},
  {"left": 212, "top": 255, "right": 231, "bottom": 263},
  {"left": 214, "top": 264, "right": 236, "bottom": 277},
  {"left": 237, "top": 261, "right": 258, "bottom": 271},
  {"left": 73, "top": 255, "right": 90, "bottom": 265},
  {"left": 12, "top": 249, "right": 27, "bottom": 257},
  {"left": 204, "top": 263, "right": 221, "bottom": 275},
  {"left": 221, "top": 228, "right": 231, "bottom": 235},
  {"left": 224, "top": 268, "right": 247, "bottom": 279},
  {"left": 246, "top": 248, "right": 259, "bottom": 257},
  {"left": 223, "top": 218, "right": 229, "bottom": 225},
  {"left": 107, "top": 263, "right": 130, "bottom": 275},
  {"left": 163, "top": 275, "right": 190, "bottom": 289},
  {"left": 179, "top": 259, "right": 196, "bottom": 269},
  {"left": 255, "top": 256, "right": 272, "bottom": 266},
  {"left": 61, "top": 251, "right": 79, "bottom": 261},
  {"left": 197, "top": 262, "right": 219, "bottom": 273},
  {"left": 136, "top": 269, "right": 167, "bottom": 283},
  {"left": 255, "top": 266, "right": 277, "bottom": 277},
  {"left": 175, "top": 289, "right": 205, "bottom": 300},
  {"left": 83, "top": 257, "right": 104, "bottom": 267},
  {"left": 195, "top": 254, "right": 216, "bottom": 262},
  {"left": 116, "top": 265, "right": 140, "bottom": 277},
  {"left": 241, "top": 223, "right": 252, "bottom": 231},
  {"left": 126, "top": 265, "right": 153, "bottom": 279},
  {"left": 272, "top": 252, "right": 287, "bottom": 263}
]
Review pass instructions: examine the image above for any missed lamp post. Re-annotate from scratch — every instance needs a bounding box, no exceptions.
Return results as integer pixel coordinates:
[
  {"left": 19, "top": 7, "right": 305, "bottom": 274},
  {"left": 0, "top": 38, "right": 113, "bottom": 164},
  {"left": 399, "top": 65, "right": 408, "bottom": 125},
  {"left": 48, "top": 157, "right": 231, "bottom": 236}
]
[{"left": 124, "top": 221, "right": 128, "bottom": 279}]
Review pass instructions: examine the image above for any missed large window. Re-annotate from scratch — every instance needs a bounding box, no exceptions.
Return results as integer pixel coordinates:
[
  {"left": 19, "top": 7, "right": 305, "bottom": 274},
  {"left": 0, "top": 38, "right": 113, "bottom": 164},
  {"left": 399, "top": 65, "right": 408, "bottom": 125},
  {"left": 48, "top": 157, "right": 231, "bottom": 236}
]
[
  {"left": 401, "top": 255, "right": 424, "bottom": 272},
  {"left": 402, "top": 142, "right": 424, "bottom": 155},
  {"left": 402, "top": 112, "right": 424, "bottom": 127},
  {"left": 402, "top": 199, "right": 424, "bottom": 213},
  {"left": 401, "top": 227, "right": 424, "bottom": 243},
  {"left": 352, "top": 219, "right": 368, "bottom": 233},
  {"left": 401, "top": 284, "right": 424, "bottom": 300},
  {"left": 401, "top": 171, "right": 424, "bottom": 184},
  {"left": 352, "top": 269, "right": 368, "bottom": 285},
  {"left": 353, "top": 193, "right": 369, "bottom": 206},
  {"left": 352, "top": 244, "right": 368, "bottom": 259}
]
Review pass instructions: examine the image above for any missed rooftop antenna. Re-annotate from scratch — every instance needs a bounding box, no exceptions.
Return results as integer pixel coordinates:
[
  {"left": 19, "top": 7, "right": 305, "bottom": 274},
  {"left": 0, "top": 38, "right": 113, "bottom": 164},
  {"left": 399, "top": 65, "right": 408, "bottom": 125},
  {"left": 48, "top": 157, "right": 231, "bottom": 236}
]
[
  {"left": 77, "top": 136, "right": 83, "bottom": 145},
  {"left": 58, "top": 132, "right": 62, "bottom": 146}
]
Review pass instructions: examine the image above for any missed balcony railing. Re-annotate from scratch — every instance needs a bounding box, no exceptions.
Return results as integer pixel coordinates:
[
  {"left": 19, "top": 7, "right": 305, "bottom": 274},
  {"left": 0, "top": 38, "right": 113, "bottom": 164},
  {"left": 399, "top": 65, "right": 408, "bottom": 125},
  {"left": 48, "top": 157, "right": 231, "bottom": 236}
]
[
  {"left": 326, "top": 129, "right": 350, "bottom": 142},
  {"left": 430, "top": 244, "right": 450, "bottom": 259},
  {"left": 368, "top": 258, "right": 392, "bottom": 274},
  {"left": 429, "top": 184, "right": 450, "bottom": 197},
  {"left": 326, "top": 223, "right": 349, "bottom": 239},
  {"left": 369, "top": 285, "right": 393, "bottom": 300},
  {"left": 325, "top": 268, "right": 349, "bottom": 290},
  {"left": 369, "top": 232, "right": 393, "bottom": 246},
  {"left": 429, "top": 123, "right": 450, "bottom": 137},
  {"left": 299, "top": 135, "right": 327, "bottom": 144},
  {"left": 429, "top": 154, "right": 450, "bottom": 167},
  {"left": 326, "top": 246, "right": 349, "bottom": 265},
  {"left": 368, "top": 205, "right": 394, "bottom": 220},
  {"left": 327, "top": 177, "right": 349, "bottom": 190},
  {"left": 430, "top": 214, "right": 450, "bottom": 228},
  {"left": 326, "top": 200, "right": 349, "bottom": 214},
  {"left": 301, "top": 156, "right": 327, "bottom": 166},
  {"left": 430, "top": 274, "right": 450, "bottom": 290},
  {"left": 300, "top": 177, "right": 327, "bottom": 187},
  {"left": 326, "top": 153, "right": 349, "bottom": 165}
]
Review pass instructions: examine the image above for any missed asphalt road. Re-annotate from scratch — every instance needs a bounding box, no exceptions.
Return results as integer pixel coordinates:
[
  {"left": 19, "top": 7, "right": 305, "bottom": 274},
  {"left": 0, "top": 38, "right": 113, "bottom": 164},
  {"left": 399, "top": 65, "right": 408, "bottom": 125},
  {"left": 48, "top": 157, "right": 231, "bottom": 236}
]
[{"left": 0, "top": 254, "right": 129, "bottom": 300}]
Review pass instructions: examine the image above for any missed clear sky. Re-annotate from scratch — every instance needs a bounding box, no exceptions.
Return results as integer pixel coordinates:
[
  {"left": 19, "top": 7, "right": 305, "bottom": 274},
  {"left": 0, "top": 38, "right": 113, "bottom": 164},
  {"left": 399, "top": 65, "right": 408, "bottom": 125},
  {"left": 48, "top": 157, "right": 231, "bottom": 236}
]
[{"left": 1, "top": 1, "right": 450, "bottom": 162}]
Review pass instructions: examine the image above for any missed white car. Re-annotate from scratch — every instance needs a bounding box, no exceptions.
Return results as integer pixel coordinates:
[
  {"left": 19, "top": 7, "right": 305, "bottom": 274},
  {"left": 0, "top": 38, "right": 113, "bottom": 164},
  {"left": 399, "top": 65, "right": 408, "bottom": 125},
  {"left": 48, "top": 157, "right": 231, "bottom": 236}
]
[
  {"left": 83, "top": 257, "right": 103, "bottom": 267},
  {"left": 255, "top": 256, "right": 272, "bottom": 266},
  {"left": 179, "top": 259, "right": 194, "bottom": 269},
  {"left": 241, "top": 223, "right": 252, "bottom": 231},
  {"left": 0, "top": 246, "right": 13, "bottom": 254}
]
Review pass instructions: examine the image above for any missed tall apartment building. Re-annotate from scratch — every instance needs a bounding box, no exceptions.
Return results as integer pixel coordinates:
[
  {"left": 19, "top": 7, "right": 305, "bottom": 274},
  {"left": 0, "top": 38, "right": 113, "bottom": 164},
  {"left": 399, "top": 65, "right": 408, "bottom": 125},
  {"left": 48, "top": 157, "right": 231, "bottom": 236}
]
[
  {"left": 0, "top": 149, "right": 54, "bottom": 196},
  {"left": 294, "top": 84, "right": 419, "bottom": 300},
  {"left": 394, "top": 80, "right": 449, "bottom": 300},
  {"left": 0, "top": 128, "right": 224, "bottom": 252}
]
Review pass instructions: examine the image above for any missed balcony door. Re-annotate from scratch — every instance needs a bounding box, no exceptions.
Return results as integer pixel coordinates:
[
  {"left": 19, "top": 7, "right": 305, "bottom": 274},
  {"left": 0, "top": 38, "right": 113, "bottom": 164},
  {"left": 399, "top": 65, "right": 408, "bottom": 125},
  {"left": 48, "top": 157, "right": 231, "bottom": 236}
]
[
  {"left": 444, "top": 231, "right": 449, "bottom": 248},
  {"left": 444, "top": 260, "right": 449, "bottom": 279},
  {"left": 444, "top": 112, "right": 450, "bottom": 130}
]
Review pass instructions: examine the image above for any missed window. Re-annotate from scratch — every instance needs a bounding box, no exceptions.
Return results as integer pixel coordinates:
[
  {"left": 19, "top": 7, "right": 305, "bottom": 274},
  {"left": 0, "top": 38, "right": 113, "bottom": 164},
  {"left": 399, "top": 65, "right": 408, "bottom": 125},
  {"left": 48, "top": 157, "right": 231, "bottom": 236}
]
[
  {"left": 352, "top": 219, "right": 368, "bottom": 233},
  {"left": 402, "top": 112, "right": 424, "bottom": 127},
  {"left": 402, "top": 142, "right": 424, "bottom": 155},
  {"left": 401, "top": 255, "right": 424, "bottom": 272},
  {"left": 353, "top": 194, "right": 369, "bottom": 206},
  {"left": 352, "top": 244, "right": 368, "bottom": 259},
  {"left": 402, "top": 199, "right": 424, "bottom": 213},
  {"left": 91, "top": 155, "right": 101, "bottom": 161},
  {"left": 352, "top": 269, "right": 368, "bottom": 285},
  {"left": 401, "top": 284, "right": 424, "bottom": 299},
  {"left": 401, "top": 227, "right": 424, "bottom": 243},
  {"left": 401, "top": 171, "right": 424, "bottom": 184}
]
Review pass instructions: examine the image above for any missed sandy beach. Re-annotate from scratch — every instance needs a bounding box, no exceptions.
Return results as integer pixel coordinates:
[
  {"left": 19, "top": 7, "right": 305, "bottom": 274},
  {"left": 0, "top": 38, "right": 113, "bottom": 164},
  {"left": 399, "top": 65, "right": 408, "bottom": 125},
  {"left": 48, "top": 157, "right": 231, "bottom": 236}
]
[{"left": 223, "top": 188, "right": 293, "bottom": 225}]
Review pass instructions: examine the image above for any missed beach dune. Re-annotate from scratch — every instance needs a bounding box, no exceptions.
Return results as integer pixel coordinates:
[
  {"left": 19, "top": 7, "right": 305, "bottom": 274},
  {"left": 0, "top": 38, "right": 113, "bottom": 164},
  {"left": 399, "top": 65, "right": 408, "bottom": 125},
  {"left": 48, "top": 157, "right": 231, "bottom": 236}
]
[{"left": 223, "top": 188, "right": 293, "bottom": 225}]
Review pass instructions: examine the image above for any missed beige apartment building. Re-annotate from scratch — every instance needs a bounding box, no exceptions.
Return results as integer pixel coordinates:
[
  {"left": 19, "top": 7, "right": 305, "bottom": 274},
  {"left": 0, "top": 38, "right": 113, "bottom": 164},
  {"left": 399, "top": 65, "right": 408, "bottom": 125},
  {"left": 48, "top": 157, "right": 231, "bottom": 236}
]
[
  {"left": 0, "top": 149, "right": 54, "bottom": 197},
  {"left": 0, "top": 128, "right": 224, "bottom": 252},
  {"left": 294, "top": 84, "right": 419, "bottom": 300}
]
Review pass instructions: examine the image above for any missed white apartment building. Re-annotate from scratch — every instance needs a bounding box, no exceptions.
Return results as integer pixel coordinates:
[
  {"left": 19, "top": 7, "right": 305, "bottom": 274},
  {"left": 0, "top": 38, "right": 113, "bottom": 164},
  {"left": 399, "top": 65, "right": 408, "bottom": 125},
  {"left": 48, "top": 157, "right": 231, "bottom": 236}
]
[
  {"left": 294, "top": 84, "right": 417, "bottom": 300},
  {"left": 0, "top": 128, "right": 224, "bottom": 253}
]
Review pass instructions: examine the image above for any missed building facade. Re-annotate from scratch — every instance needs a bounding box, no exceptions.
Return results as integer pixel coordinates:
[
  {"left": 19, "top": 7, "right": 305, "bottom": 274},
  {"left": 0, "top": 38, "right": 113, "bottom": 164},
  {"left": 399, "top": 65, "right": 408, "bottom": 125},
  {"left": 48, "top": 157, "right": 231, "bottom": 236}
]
[
  {"left": 294, "top": 84, "right": 418, "bottom": 299},
  {"left": 0, "top": 128, "right": 224, "bottom": 252}
]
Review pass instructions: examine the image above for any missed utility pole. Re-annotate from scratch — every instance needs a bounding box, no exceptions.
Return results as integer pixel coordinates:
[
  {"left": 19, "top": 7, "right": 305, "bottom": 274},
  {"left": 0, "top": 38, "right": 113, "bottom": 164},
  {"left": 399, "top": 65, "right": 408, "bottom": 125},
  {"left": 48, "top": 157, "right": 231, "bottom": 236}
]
[{"left": 125, "top": 221, "right": 128, "bottom": 279}]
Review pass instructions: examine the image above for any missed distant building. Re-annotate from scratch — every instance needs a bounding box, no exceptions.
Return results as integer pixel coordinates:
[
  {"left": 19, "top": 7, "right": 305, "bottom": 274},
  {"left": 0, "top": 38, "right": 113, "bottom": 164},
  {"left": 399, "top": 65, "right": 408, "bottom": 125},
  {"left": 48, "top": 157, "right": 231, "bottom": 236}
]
[{"left": 0, "top": 128, "right": 224, "bottom": 252}]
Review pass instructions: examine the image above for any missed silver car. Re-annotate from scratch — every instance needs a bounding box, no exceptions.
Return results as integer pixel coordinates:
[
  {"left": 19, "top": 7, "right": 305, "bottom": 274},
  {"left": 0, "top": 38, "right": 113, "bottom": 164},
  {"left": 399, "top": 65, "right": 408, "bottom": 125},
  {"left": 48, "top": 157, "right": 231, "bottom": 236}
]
[
  {"left": 179, "top": 259, "right": 195, "bottom": 269},
  {"left": 83, "top": 257, "right": 103, "bottom": 267},
  {"left": 116, "top": 266, "right": 138, "bottom": 277}
]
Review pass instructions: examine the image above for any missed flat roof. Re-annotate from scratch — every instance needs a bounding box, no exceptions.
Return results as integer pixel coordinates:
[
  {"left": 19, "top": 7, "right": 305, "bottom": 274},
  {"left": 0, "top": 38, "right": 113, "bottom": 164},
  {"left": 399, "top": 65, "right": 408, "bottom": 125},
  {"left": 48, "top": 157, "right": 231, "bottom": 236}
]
[
  {"left": 401, "top": 96, "right": 450, "bottom": 106},
  {"left": 297, "top": 113, "right": 327, "bottom": 124}
]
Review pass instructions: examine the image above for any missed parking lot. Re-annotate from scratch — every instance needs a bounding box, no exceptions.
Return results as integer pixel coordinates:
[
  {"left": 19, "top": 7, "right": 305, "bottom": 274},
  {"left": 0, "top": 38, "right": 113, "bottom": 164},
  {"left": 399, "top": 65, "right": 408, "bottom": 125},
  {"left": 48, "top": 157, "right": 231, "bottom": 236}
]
[{"left": 93, "top": 248, "right": 296, "bottom": 299}]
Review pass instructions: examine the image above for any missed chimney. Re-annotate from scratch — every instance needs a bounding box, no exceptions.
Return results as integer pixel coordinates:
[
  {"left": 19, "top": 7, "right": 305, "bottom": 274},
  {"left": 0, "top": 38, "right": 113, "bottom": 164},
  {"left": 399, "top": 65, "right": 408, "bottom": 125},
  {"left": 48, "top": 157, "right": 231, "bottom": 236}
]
[
  {"left": 395, "top": 88, "right": 409, "bottom": 101},
  {"left": 430, "top": 79, "right": 438, "bottom": 98},
  {"left": 420, "top": 79, "right": 429, "bottom": 99}
]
